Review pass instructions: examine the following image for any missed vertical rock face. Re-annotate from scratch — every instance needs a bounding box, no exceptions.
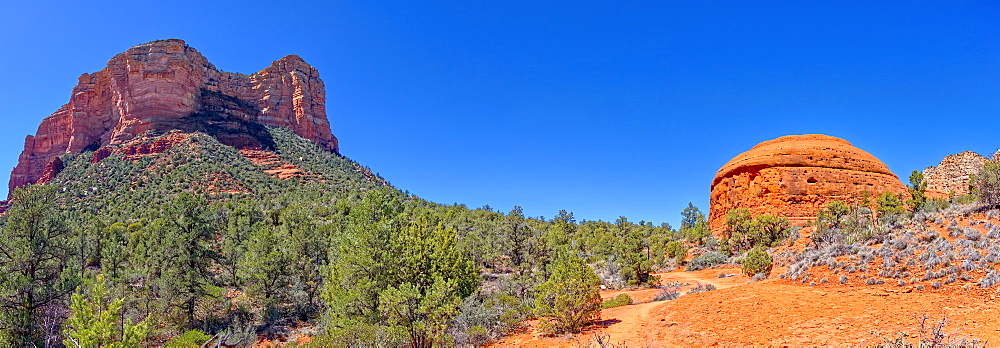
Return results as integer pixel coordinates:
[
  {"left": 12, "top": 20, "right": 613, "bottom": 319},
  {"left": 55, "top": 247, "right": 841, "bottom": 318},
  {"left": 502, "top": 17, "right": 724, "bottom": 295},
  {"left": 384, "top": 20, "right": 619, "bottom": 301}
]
[
  {"left": 9, "top": 39, "right": 339, "bottom": 195},
  {"left": 922, "top": 151, "right": 988, "bottom": 198},
  {"left": 709, "top": 134, "right": 908, "bottom": 232}
]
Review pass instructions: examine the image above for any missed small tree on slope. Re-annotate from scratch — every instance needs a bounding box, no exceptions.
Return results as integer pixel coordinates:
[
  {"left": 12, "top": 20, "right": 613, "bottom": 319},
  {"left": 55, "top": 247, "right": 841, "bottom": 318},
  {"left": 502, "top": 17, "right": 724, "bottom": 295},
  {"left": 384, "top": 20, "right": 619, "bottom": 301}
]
[
  {"left": 741, "top": 248, "right": 773, "bottom": 278},
  {"left": 62, "top": 274, "right": 148, "bottom": 348},
  {"left": 534, "top": 249, "right": 602, "bottom": 335},
  {"left": 977, "top": 159, "right": 1000, "bottom": 208}
]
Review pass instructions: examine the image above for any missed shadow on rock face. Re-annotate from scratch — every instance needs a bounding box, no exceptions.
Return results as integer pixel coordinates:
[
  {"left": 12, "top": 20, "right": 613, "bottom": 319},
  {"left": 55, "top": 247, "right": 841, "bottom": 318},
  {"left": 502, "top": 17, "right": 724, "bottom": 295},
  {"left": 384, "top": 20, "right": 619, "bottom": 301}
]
[{"left": 168, "top": 89, "right": 277, "bottom": 151}]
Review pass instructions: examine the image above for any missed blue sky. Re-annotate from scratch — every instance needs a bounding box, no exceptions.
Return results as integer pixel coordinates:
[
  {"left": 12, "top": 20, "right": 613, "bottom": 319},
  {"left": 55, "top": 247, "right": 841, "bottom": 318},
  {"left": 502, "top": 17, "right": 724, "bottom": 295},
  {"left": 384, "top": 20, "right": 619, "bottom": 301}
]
[{"left": 1, "top": 1, "right": 998, "bottom": 226}]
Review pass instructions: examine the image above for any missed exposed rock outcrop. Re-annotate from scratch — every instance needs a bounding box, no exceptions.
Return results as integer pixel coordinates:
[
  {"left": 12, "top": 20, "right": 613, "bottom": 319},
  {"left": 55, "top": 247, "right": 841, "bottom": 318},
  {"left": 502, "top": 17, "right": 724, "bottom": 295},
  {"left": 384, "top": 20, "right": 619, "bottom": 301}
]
[
  {"left": 238, "top": 148, "right": 314, "bottom": 180},
  {"left": 90, "top": 131, "right": 190, "bottom": 163},
  {"left": 36, "top": 157, "right": 64, "bottom": 185},
  {"left": 922, "top": 151, "right": 988, "bottom": 199},
  {"left": 10, "top": 39, "right": 338, "bottom": 196},
  {"left": 709, "top": 134, "right": 908, "bottom": 232}
]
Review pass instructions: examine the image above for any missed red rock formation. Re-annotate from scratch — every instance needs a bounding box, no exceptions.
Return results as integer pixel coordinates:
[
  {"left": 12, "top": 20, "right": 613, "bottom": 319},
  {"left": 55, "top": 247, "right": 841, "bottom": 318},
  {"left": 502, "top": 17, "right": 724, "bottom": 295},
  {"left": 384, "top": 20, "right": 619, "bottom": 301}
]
[
  {"left": 238, "top": 148, "right": 314, "bottom": 180},
  {"left": 922, "top": 151, "right": 987, "bottom": 199},
  {"left": 91, "top": 131, "right": 190, "bottom": 163},
  {"left": 10, "top": 39, "right": 338, "bottom": 195},
  {"left": 36, "top": 158, "right": 64, "bottom": 185},
  {"left": 709, "top": 134, "right": 908, "bottom": 232}
]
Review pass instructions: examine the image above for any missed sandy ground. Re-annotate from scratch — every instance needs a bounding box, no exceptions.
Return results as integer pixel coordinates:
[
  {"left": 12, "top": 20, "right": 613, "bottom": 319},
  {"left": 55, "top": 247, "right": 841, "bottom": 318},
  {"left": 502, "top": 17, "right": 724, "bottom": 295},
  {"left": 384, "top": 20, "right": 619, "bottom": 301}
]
[{"left": 494, "top": 267, "right": 1000, "bottom": 347}]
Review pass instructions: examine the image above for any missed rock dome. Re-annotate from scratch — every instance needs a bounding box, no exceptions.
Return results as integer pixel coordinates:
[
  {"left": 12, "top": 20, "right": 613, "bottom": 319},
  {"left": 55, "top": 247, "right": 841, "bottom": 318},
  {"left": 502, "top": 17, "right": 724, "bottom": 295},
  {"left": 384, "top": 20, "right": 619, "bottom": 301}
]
[{"left": 709, "top": 134, "right": 908, "bottom": 231}]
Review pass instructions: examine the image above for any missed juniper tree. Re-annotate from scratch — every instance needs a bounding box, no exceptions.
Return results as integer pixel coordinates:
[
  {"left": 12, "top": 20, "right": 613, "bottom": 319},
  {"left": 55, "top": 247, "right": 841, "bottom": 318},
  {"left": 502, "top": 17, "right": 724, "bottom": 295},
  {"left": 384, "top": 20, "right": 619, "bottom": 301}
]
[
  {"left": 977, "top": 159, "right": 1000, "bottom": 208},
  {"left": 322, "top": 188, "right": 478, "bottom": 347},
  {"left": 0, "top": 186, "right": 80, "bottom": 345},
  {"left": 741, "top": 248, "right": 774, "bottom": 277},
  {"left": 533, "top": 248, "right": 601, "bottom": 334},
  {"left": 876, "top": 192, "right": 905, "bottom": 216}
]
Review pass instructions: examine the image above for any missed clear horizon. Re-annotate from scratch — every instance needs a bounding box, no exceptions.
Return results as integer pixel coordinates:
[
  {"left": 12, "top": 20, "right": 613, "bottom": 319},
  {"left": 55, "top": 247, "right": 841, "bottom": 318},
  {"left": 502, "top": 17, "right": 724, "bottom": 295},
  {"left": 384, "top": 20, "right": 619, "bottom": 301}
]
[{"left": 2, "top": 1, "right": 998, "bottom": 227}]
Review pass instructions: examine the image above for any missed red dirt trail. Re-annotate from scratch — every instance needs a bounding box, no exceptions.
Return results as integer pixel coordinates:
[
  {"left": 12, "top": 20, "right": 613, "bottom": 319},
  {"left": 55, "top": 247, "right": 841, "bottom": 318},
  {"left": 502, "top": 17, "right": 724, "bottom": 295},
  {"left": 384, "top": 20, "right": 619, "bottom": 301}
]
[{"left": 494, "top": 268, "right": 1000, "bottom": 347}]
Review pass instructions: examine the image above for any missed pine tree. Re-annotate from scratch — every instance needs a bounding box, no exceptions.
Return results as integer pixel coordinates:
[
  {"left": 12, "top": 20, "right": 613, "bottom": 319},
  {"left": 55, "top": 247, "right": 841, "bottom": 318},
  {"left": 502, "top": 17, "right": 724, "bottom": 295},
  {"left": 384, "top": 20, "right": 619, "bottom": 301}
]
[
  {"left": 62, "top": 274, "right": 148, "bottom": 348},
  {"left": 279, "top": 205, "right": 332, "bottom": 317},
  {"left": 501, "top": 206, "right": 531, "bottom": 269},
  {"left": 679, "top": 203, "right": 710, "bottom": 243},
  {"left": 545, "top": 210, "right": 577, "bottom": 251},
  {"left": 907, "top": 170, "right": 928, "bottom": 210},
  {"left": 150, "top": 192, "right": 216, "bottom": 327},
  {"left": 613, "top": 217, "right": 656, "bottom": 286},
  {"left": 239, "top": 225, "right": 292, "bottom": 304}
]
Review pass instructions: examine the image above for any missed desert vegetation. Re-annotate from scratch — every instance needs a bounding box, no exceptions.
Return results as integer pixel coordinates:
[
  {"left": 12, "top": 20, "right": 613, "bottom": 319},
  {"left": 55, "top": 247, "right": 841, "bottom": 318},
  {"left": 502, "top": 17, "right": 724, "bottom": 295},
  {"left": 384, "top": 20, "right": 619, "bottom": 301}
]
[
  {"left": 3, "top": 126, "right": 1000, "bottom": 346},
  {"left": 780, "top": 156, "right": 1000, "bottom": 302},
  {"left": 0, "top": 128, "right": 700, "bottom": 346},
  {"left": 872, "top": 314, "right": 986, "bottom": 347}
]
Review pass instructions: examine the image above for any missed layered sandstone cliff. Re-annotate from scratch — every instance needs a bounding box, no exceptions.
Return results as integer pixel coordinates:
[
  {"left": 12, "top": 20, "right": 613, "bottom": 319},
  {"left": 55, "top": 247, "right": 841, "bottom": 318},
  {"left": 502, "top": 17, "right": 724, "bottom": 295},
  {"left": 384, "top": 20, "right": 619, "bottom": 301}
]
[
  {"left": 10, "top": 39, "right": 338, "bottom": 195},
  {"left": 709, "top": 134, "right": 908, "bottom": 232},
  {"left": 922, "top": 151, "right": 987, "bottom": 199}
]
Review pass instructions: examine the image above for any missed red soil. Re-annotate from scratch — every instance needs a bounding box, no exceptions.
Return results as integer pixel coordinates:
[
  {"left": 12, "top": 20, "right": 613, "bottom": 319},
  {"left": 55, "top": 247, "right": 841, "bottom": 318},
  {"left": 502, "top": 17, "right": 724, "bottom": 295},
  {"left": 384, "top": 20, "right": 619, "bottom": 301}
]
[{"left": 494, "top": 267, "right": 1000, "bottom": 347}]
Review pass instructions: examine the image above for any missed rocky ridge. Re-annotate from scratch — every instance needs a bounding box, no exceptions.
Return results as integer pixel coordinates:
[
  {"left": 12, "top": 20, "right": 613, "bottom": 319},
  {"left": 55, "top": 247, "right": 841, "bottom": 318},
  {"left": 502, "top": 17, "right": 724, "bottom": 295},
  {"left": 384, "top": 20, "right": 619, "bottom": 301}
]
[
  {"left": 9, "top": 39, "right": 338, "bottom": 196},
  {"left": 709, "top": 134, "right": 908, "bottom": 231},
  {"left": 922, "top": 151, "right": 988, "bottom": 199}
]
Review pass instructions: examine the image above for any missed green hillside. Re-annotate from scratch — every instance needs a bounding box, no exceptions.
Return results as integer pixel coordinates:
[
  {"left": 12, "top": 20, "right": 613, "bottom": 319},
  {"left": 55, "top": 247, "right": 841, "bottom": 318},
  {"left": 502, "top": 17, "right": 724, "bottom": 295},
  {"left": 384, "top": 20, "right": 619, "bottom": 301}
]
[
  {"left": 50, "top": 127, "right": 386, "bottom": 218},
  {"left": 0, "top": 127, "right": 681, "bottom": 347}
]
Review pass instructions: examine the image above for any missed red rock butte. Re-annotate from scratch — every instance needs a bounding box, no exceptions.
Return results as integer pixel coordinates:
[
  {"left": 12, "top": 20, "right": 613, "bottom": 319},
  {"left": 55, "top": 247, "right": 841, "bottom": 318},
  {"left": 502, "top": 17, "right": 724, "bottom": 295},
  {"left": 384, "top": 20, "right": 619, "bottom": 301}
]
[
  {"left": 709, "top": 134, "right": 908, "bottom": 232},
  {"left": 9, "top": 39, "right": 338, "bottom": 196}
]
